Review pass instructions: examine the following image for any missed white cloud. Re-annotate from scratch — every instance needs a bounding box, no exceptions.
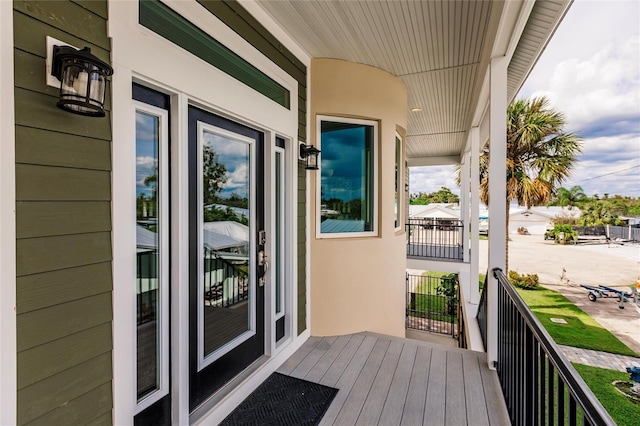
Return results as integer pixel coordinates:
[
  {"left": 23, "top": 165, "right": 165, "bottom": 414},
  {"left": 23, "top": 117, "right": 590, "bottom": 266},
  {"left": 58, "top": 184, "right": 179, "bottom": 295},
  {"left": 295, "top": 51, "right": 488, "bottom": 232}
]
[
  {"left": 528, "top": 36, "right": 640, "bottom": 137},
  {"left": 410, "top": 165, "right": 459, "bottom": 195},
  {"left": 518, "top": 0, "right": 640, "bottom": 197}
]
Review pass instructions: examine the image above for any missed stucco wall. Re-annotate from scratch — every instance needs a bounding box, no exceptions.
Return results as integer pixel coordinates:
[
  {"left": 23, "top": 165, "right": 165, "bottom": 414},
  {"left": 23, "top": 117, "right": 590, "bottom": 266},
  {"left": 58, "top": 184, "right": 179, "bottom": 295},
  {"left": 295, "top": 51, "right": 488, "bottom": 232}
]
[{"left": 309, "top": 58, "right": 408, "bottom": 337}]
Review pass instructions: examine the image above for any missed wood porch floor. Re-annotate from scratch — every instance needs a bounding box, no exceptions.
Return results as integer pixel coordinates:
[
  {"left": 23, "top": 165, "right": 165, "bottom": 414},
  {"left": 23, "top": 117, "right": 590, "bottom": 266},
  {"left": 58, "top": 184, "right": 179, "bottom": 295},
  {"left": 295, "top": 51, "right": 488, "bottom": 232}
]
[{"left": 277, "top": 332, "right": 509, "bottom": 425}]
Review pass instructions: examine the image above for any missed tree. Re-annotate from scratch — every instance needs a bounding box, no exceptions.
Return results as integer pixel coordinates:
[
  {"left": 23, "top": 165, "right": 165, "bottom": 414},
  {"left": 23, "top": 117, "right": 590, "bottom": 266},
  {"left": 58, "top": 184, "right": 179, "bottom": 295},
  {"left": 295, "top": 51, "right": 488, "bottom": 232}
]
[
  {"left": 553, "top": 185, "right": 586, "bottom": 210},
  {"left": 577, "top": 203, "right": 625, "bottom": 226},
  {"left": 460, "top": 96, "right": 582, "bottom": 268},
  {"left": 202, "top": 145, "right": 228, "bottom": 206},
  {"left": 410, "top": 187, "right": 460, "bottom": 205}
]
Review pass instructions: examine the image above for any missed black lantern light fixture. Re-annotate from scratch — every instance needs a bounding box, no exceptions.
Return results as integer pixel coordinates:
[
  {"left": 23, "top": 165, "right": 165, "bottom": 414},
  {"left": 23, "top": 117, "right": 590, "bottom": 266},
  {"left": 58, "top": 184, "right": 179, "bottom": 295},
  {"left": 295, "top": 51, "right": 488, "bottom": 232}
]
[
  {"left": 51, "top": 45, "right": 113, "bottom": 117},
  {"left": 300, "top": 144, "right": 321, "bottom": 170}
]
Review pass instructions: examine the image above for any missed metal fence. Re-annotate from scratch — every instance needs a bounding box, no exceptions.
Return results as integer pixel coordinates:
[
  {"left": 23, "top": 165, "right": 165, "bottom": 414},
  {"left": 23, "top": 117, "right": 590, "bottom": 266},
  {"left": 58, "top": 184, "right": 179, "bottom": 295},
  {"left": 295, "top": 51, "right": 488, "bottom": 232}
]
[
  {"left": 488, "top": 268, "right": 614, "bottom": 425},
  {"left": 572, "top": 225, "right": 640, "bottom": 242},
  {"left": 572, "top": 226, "right": 606, "bottom": 236},
  {"left": 204, "top": 248, "right": 248, "bottom": 308},
  {"left": 406, "top": 218, "right": 464, "bottom": 260},
  {"left": 406, "top": 273, "right": 458, "bottom": 336},
  {"left": 607, "top": 225, "right": 640, "bottom": 242}
]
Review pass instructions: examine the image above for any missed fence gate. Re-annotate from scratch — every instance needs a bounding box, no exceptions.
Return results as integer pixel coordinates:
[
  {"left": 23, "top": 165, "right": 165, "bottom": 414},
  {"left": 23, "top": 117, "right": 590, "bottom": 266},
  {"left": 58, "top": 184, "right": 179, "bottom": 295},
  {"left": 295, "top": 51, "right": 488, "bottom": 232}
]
[{"left": 406, "top": 273, "right": 458, "bottom": 336}]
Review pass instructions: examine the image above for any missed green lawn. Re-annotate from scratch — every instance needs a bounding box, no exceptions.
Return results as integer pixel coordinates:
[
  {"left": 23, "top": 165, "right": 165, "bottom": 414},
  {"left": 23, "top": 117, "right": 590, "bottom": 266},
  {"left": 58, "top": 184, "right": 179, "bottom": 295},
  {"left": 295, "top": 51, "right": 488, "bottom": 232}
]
[
  {"left": 516, "top": 287, "right": 638, "bottom": 357},
  {"left": 408, "top": 271, "right": 457, "bottom": 320},
  {"left": 572, "top": 364, "right": 640, "bottom": 426}
]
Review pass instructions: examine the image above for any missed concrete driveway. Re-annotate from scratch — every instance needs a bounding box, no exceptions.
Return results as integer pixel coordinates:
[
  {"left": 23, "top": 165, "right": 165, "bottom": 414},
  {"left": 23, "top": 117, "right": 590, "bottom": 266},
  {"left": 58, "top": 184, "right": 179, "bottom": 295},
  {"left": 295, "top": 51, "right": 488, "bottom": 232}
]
[{"left": 480, "top": 234, "right": 640, "bottom": 354}]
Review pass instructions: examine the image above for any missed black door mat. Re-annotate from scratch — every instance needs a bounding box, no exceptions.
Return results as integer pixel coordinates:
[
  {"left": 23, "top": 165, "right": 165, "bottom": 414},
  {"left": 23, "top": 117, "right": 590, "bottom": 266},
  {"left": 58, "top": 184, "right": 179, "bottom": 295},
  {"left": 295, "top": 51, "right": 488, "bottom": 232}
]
[{"left": 220, "top": 372, "right": 338, "bottom": 426}]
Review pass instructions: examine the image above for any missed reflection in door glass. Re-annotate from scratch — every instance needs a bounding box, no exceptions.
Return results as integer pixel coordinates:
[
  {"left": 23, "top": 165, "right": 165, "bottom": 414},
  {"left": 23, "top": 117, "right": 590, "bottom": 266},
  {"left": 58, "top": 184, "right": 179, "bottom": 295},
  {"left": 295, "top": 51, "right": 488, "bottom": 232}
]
[
  {"left": 201, "top": 130, "right": 252, "bottom": 360},
  {"left": 135, "top": 111, "right": 161, "bottom": 401}
]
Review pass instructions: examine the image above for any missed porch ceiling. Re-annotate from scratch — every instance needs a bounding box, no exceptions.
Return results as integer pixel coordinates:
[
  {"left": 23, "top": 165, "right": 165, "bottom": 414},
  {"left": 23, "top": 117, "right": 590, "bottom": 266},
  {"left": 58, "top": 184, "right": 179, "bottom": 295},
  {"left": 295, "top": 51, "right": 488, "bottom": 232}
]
[{"left": 255, "top": 0, "right": 571, "bottom": 162}]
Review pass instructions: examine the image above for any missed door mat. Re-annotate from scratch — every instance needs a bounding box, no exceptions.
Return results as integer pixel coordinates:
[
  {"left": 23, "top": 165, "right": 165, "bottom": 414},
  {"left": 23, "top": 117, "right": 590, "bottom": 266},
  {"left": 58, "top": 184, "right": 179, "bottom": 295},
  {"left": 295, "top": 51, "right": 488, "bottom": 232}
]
[{"left": 220, "top": 372, "right": 338, "bottom": 426}]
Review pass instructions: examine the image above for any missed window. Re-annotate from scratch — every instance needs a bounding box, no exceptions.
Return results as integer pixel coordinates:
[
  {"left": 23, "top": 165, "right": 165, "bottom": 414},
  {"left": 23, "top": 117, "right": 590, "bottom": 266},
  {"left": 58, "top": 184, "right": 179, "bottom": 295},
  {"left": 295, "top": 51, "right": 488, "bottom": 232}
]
[
  {"left": 395, "top": 133, "right": 402, "bottom": 230},
  {"left": 134, "top": 100, "right": 170, "bottom": 411},
  {"left": 318, "top": 116, "right": 377, "bottom": 237}
]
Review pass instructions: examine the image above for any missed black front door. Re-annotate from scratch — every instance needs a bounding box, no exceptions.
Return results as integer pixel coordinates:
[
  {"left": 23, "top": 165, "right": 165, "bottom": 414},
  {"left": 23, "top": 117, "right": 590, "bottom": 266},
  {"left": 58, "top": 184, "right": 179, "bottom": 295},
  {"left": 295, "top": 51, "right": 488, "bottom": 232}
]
[{"left": 188, "top": 106, "right": 265, "bottom": 410}]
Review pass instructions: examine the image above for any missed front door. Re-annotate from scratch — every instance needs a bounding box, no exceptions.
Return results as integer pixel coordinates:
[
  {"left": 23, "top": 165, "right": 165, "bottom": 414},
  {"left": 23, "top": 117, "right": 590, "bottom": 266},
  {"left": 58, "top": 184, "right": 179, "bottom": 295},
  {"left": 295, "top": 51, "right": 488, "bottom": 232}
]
[{"left": 188, "top": 106, "right": 265, "bottom": 410}]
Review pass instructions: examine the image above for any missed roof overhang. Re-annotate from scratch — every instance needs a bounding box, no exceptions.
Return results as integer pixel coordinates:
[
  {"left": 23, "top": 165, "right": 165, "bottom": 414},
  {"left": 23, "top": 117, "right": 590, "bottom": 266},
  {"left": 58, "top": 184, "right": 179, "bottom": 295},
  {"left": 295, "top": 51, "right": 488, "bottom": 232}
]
[{"left": 252, "top": 0, "right": 572, "bottom": 164}]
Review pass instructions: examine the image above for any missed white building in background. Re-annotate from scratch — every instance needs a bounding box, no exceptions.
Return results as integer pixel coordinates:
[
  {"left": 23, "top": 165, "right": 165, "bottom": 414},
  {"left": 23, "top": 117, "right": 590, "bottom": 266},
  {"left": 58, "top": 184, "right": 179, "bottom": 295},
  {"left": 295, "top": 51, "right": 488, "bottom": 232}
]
[{"left": 409, "top": 203, "right": 580, "bottom": 235}]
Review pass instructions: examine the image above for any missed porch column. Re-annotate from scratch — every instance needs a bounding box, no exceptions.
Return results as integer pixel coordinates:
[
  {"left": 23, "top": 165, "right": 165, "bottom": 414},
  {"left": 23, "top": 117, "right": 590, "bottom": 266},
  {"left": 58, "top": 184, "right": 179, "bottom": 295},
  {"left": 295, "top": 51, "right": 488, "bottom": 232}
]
[
  {"left": 487, "top": 56, "right": 508, "bottom": 369},
  {"left": 469, "top": 126, "right": 480, "bottom": 304},
  {"left": 460, "top": 155, "right": 470, "bottom": 264}
]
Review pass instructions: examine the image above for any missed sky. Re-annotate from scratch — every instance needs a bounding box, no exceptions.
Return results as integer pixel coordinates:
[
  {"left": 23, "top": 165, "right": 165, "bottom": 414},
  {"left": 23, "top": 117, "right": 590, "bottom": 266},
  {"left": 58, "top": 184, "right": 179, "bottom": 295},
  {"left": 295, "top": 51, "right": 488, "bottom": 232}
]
[{"left": 410, "top": 0, "right": 640, "bottom": 198}]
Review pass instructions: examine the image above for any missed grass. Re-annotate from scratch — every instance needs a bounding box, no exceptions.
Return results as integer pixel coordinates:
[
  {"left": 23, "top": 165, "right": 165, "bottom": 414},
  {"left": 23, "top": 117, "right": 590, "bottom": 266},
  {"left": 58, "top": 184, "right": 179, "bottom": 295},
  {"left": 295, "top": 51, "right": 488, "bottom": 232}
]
[
  {"left": 408, "top": 271, "right": 457, "bottom": 320},
  {"left": 572, "top": 363, "right": 640, "bottom": 426},
  {"left": 516, "top": 287, "right": 638, "bottom": 357}
]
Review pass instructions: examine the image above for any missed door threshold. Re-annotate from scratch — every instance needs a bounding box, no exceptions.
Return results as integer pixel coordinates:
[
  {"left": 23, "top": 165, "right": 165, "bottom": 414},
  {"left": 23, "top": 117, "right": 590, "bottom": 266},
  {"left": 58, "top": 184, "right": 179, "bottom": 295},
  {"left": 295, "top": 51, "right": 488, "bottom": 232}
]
[{"left": 189, "top": 355, "right": 268, "bottom": 423}]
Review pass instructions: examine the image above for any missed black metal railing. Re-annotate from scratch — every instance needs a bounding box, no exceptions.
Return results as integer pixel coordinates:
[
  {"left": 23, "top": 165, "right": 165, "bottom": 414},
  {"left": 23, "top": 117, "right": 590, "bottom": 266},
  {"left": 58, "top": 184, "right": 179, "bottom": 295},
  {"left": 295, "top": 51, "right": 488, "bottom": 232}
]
[
  {"left": 477, "top": 272, "right": 488, "bottom": 351},
  {"left": 406, "top": 218, "right": 464, "bottom": 260},
  {"left": 137, "top": 249, "right": 158, "bottom": 325},
  {"left": 406, "top": 273, "right": 458, "bottom": 336},
  {"left": 204, "top": 248, "right": 248, "bottom": 308},
  {"left": 492, "top": 268, "right": 614, "bottom": 425},
  {"left": 456, "top": 283, "right": 467, "bottom": 348}
]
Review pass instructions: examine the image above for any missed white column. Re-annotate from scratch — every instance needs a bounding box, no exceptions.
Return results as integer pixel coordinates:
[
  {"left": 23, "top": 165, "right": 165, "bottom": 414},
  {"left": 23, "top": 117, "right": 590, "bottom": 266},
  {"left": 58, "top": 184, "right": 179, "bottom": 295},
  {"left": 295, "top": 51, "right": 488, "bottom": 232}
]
[
  {"left": 470, "top": 127, "right": 480, "bottom": 304},
  {"left": 487, "top": 57, "right": 508, "bottom": 369},
  {"left": 460, "top": 156, "right": 470, "bottom": 264},
  {"left": 0, "top": 1, "right": 17, "bottom": 424},
  {"left": 459, "top": 155, "right": 471, "bottom": 302}
]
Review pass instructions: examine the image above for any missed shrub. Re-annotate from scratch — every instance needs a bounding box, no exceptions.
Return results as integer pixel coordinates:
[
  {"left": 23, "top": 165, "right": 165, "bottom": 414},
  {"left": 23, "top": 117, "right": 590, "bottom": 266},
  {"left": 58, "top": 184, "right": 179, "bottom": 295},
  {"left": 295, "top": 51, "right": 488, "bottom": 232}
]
[
  {"left": 546, "top": 224, "right": 577, "bottom": 243},
  {"left": 436, "top": 273, "right": 459, "bottom": 315},
  {"left": 509, "top": 270, "right": 539, "bottom": 289}
]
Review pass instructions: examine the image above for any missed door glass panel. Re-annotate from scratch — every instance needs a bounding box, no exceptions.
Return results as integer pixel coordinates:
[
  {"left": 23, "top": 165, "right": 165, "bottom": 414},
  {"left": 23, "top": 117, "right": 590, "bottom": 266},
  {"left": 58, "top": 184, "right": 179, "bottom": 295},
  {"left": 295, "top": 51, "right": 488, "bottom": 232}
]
[
  {"left": 135, "top": 111, "right": 161, "bottom": 401},
  {"left": 199, "top": 127, "right": 254, "bottom": 366}
]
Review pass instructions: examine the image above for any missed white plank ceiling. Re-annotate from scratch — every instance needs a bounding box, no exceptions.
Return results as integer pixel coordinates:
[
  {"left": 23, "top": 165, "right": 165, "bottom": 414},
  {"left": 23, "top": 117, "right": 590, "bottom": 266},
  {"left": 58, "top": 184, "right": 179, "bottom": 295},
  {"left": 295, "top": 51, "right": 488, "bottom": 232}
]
[{"left": 256, "top": 0, "right": 569, "bottom": 162}]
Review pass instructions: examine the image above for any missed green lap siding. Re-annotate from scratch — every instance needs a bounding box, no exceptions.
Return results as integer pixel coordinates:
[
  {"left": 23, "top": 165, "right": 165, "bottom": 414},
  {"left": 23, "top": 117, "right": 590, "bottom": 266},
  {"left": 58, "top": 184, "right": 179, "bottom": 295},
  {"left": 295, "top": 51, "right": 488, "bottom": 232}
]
[{"left": 13, "top": 0, "right": 113, "bottom": 425}]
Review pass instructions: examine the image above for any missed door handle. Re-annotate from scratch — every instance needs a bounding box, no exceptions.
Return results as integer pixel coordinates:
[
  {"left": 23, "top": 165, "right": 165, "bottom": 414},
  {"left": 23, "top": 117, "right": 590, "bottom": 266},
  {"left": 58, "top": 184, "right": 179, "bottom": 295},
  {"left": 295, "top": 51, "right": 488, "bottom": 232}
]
[{"left": 258, "top": 251, "right": 269, "bottom": 287}]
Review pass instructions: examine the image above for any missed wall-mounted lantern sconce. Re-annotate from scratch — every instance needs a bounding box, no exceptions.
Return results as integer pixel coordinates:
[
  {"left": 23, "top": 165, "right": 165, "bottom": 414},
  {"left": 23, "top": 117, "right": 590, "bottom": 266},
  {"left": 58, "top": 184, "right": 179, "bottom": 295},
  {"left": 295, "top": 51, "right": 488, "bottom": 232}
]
[
  {"left": 300, "top": 144, "right": 321, "bottom": 170},
  {"left": 51, "top": 45, "right": 113, "bottom": 117}
]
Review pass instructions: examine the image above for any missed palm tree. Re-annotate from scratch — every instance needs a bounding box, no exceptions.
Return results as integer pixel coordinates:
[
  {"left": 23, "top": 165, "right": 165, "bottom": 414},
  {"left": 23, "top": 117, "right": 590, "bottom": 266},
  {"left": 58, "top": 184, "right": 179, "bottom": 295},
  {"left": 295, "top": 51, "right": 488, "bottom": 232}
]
[
  {"left": 554, "top": 185, "right": 586, "bottom": 209},
  {"left": 461, "top": 96, "right": 582, "bottom": 268}
]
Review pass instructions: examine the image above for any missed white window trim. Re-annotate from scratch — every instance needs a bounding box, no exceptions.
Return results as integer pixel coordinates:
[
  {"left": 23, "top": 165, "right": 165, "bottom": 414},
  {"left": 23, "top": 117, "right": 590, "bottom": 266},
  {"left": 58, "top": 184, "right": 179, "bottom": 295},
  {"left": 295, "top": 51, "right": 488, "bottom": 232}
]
[
  {"left": 133, "top": 102, "right": 171, "bottom": 413},
  {"left": 316, "top": 115, "right": 379, "bottom": 239},
  {"left": 394, "top": 132, "right": 403, "bottom": 233},
  {"left": 196, "top": 122, "right": 257, "bottom": 371}
]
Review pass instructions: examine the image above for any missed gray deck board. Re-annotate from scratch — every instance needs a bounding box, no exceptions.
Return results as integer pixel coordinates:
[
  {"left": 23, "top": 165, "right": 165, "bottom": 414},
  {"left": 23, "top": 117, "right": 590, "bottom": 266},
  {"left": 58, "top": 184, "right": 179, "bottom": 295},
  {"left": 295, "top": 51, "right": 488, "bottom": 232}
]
[
  {"left": 319, "top": 334, "right": 366, "bottom": 387},
  {"left": 332, "top": 339, "right": 389, "bottom": 425},
  {"left": 445, "top": 351, "right": 466, "bottom": 425},
  {"left": 305, "top": 334, "right": 352, "bottom": 383},
  {"left": 286, "top": 332, "right": 509, "bottom": 425},
  {"left": 355, "top": 340, "right": 403, "bottom": 425},
  {"left": 400, "top": 345, "right": 431, "bottom": 426},
  {"left": 277, "top": 336, "right": 321, "bottom": 375},
  {"left": 319, "top": 335, "right": 377, "bottom": 426},
  {"left": 378, "top": 343, "right": 417, "bottom": 426},
  {"left": 424, "top": 348, "right": 447, "bottom": 426},
  {"left": 463, "top": 354, "right": 491, "bottom": 426},
  {"left": 288, "top": 336, "right": 337, "bottom": 379}
]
